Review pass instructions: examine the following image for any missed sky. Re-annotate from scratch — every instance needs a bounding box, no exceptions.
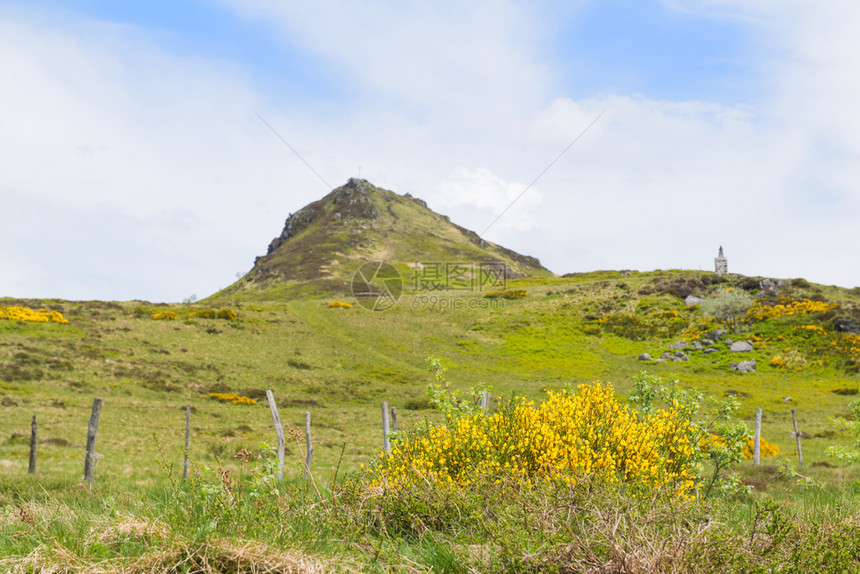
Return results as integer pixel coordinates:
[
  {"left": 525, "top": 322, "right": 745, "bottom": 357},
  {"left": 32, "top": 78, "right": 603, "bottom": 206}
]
[{"left": 2, "top": 0, "right": 859, "bottom": 302}]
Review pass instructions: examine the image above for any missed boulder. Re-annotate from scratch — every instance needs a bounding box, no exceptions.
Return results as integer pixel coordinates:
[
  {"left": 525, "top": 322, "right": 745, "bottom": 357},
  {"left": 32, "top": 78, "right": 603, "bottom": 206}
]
[
  {"left": 638, "top": 353, "right": 653, "bottom": 362},
  {"left": 669, "top": 340, "right": 689, "bottom": 350},
  {"left": 759, "top": 278, "right": 777, "bottom": 293},
  {"left": 730, "top": 359, "right": 756, "bottom": 373},
  {"left": 725, "top": 338, "right": 734, "bottom": 346},
  {"left": 660, "top": 352, "right": 673, "bottom": 360},
  {"left": 834, "top": 317, "right": 860, "bottom": 334},
  {"left": 703, "top": 347, "right": 720, "bottom": 354},
  {"left": 685, "top": 295, "right": 703, "bottom": 306},
  {"left": 730, "top": 341, "right": 754, "bottom": 353},
  {"left": 710, "top": 329, "right": 727, "bottom": 340},
  {"left": 674, "top": 351, "right": 689, "bottom": 361},
  {"left": 701, "top": 338, "right": 715, "bottom": 346},
  {"left": 692, "top": 341, "right": 704, "bottom": 351}
]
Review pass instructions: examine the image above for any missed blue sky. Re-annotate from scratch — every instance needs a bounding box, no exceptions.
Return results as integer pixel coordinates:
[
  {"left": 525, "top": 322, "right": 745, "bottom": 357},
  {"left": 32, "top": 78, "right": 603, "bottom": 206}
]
[{"left": 2, "top": 1, "right": 859, "bottom": 301}]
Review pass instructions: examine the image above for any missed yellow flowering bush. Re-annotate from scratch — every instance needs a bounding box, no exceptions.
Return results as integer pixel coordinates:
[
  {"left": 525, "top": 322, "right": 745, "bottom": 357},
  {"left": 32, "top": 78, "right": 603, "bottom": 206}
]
[
  {"left": 208, "top": 392, "right": 256, "bottom": 405},
  {"left": 835, "top": 334, "right": 860, "bottom": 359},
  {"left": 770, "top": 349, "right": 807, "bottom": 371},
  {"left": 698, "top": 433, "right": 726, "bottom": 455},
  {"left": 742, "top": 437, "right": 780, "bottom": 459},
  {"left": 151, "top": 311, "right": 177, "bottom": 320},
  {"left": 328, "top": 301, "right": 353, "bottom": 308},
  {"left": 368, "top": 382, "right": 700, "bottom": 500},
  {"left": 652, "top": 310, "right": 679, "bottom": 319},
  {"left": 745, "top": 298, "right": 837, "bottom": 322},
  {"left": 0, "top": 306, "right": 68, "bottom": 324},
  {"left": 217, "top": 309, "right": 237, "bottom": 320}
]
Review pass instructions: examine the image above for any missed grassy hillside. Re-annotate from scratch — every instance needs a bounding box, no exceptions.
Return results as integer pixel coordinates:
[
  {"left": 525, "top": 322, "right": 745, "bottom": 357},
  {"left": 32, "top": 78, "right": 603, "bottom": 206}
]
[
  {"left": 4, "top": 270, "right": 860, "bottom": 571},
  {"left": 2, "top": 269, "right": 860, "bottom": 486}
]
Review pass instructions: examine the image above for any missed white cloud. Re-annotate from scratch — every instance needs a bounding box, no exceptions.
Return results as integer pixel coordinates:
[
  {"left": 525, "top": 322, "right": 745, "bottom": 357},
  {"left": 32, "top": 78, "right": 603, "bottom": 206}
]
[
  {"left": 0, "top": 7, "right": 331, "bottom": 300},
  {"left": 3, "top": 1, "right": 860, "bottom": 302},
  {"left": 432, "top": 167, "right": 543, "bottom": 234}
]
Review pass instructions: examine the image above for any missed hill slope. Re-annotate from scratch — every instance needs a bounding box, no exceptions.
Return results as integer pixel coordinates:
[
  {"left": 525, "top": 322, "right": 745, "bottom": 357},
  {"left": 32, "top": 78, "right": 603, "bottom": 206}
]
[
  {"left": 3, "top": 269, "right": 860, "bottom": 487},
  {"left": 209, "top": 178, "right": 553, "bottom": 301}
]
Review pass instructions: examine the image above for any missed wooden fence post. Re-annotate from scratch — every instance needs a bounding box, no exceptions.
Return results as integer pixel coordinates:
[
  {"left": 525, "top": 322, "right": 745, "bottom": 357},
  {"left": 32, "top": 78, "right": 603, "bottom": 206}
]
[
  {"left": 791, "top": 408, "right": 804, "bottom": 468},
  {"left": 266, "top": 390, "right": 285, "bottom": 480},
  {"left": 381, "top": 401, "right": 391, "bottom": 454},
  {"left": 84, "top": 398, "right": 103, "bottom": 484},
  {"left": 480, "top": 391, "right": 490, "bottom": 410},
  {"left": 28, "top": 414, "right": 37, "bottom": 475},
  {"left": 754, "top": 408, "right": 762, "bottom": 465},
  {"left": 390, "top": 406, "right": 397, "bottom": 433},
  {"left": 304, "top": 411, "right": 313, "bottom": 479},
  {"left": 183, "top": 406, "right": 191, "bottom": 480}
]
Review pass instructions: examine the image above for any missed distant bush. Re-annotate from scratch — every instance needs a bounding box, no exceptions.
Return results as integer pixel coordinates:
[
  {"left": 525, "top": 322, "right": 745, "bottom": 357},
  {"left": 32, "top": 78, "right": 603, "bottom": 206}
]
[
  {"left": 599, "top": 310, "right": 689, "bottom": 340},
  {"left": 189, "top": 308, "right": 237, "bottom": 320},
  {"left": 217, "top": 309, "right": 237, "bottom": 320},
  {"left": 742, "top": 437, "right": 780, "bottom": 459},
  {"left": 403, "top": 397, "right": 434, "bottom": 410},
  {"left": 151, "top": 311, "right": 177, "bottom": 321},
  {"left": 699, "top": 288, "right": 754, "bottom": 331},
  {"left": 0, "top": 306, "right": 68, "bottom": 324},
  {"left": 648, "top": 274, "right": 725, "bottom": 299},
  {"left": 599, "top": 313, "right": 651, "bottom": 340},
  {"left": 770, "top": 349, "right": 807, "bottom": 371},
  {"left": 208, "top": 392, "right": 256, "bottom": 406},
  {"left": 745, "top": 297, "right": 837, "bottom": 322},
  {"left": 328, "top": 301, "right": 353, "bottom": 308},
  {"left": 483, "top": 289, "right": 527, "bottom": 300}
]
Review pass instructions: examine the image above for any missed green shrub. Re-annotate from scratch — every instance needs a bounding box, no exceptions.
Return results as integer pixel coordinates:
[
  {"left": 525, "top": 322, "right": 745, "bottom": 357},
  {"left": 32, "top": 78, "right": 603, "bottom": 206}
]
[{"left": 699, "top": 288, "right": 754, "bottom": 331}]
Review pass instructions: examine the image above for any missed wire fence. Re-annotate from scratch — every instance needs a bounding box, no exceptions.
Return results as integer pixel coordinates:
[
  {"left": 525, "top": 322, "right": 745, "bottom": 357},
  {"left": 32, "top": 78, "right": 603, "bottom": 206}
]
[{"left": 2, "top": 390, "right": 414, "bottom": 484}]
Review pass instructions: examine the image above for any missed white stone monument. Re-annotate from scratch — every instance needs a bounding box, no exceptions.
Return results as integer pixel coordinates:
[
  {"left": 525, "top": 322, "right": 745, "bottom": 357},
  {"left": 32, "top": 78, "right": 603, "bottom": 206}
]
[{"left": 714, "top": 246, "right": 728, "bottom": 275}]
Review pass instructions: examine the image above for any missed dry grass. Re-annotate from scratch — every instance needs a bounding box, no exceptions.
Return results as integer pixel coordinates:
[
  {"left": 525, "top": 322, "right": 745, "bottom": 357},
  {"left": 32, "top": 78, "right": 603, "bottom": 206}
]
[{"left": 2, "top": 539, "right": 340, "bottom": 574}]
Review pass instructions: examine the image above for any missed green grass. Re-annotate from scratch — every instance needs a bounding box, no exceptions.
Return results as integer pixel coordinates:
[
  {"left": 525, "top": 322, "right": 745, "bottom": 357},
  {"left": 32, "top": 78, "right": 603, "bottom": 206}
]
[{"left": 2, "top": 270, "right": 860, "bottom": 570}]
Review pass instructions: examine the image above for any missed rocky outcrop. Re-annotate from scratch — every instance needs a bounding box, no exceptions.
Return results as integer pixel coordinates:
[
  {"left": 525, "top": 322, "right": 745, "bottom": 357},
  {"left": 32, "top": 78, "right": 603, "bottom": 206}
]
[
  {"left": 834, "top": 317, "right": 860, "bottom": 334},
  {"left": 731, "top": 359, "right": 756, "bottom": 373},
  {"left": 730, "top": 341, "right": 754, "bottom": 353}
]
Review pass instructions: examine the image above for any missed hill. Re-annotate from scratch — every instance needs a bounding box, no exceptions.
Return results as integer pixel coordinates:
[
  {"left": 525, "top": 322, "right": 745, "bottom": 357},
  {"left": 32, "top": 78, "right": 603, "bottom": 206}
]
[
  {"left": 2, "top": 269, "right": 860, "bottom": 483},
  {"left": 4, "top": 269, "right": 860, "bottom": 571},
  {"left": 209, "top": 178, "right": 553, "bottom": 301}
]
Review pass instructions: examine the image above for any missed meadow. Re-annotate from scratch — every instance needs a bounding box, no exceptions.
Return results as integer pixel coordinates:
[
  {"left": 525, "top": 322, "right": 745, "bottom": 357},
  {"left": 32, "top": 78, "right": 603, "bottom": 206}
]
[{"left": 2, "top": 269, "right": 860, "bottom": 572}]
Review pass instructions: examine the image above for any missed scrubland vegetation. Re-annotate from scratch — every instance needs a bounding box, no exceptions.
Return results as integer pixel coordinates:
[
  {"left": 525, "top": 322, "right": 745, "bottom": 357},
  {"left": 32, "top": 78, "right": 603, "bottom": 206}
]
[{"left": 2, "top": 269, "right": 860, "bottom": 572}]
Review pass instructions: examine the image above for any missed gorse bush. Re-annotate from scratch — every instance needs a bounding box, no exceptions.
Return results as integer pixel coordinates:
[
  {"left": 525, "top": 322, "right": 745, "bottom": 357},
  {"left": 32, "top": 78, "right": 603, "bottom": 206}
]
[
  {"left": 327, "top": 301, "right": 353, "bottom": 308},
  {"left": 367, "top": 381, "right": 701, "bottom": 500},
  {"left": 742, "top": 437, "right": 780, "bottom": 459},
  {"left": 770, "top": 349, "right": 808, "bottom": 371},
  {"left": 744, "top": 296, "right": 838, "bottom": 322},
  {"left": 151, "top": 311, "right": 177, "bottom": 320},
  {"left": 0, "top": 306, "right": 68, "bottom": 324},
  {"left": 208, "top": 392, "right": 257, "bottom": 405}
]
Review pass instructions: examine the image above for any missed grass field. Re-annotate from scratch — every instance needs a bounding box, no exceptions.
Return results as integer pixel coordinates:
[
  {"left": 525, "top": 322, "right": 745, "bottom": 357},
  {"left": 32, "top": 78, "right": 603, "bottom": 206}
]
[{"left": 2, "top": 269, "right": 860, "bottom": 571}]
